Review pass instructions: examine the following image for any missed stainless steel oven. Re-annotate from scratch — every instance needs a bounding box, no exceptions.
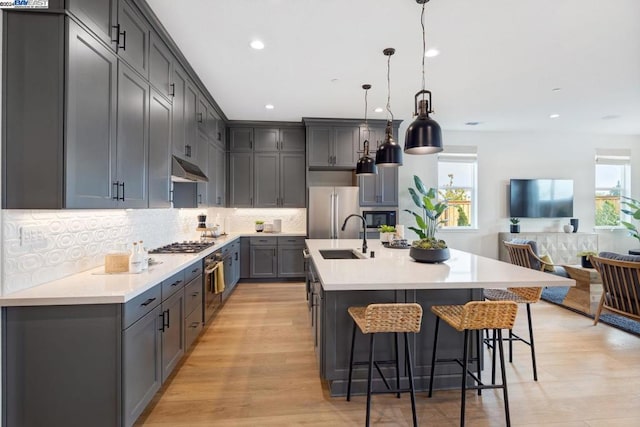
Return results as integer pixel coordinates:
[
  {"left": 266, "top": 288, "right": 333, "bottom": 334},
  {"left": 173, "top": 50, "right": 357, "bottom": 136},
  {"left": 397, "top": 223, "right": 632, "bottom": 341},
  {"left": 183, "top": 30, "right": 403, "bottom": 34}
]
[
  {"left": 203, "top": 251, "right": 226, "bottom": 323},
  {"left": 362, "top": 210, "right": 397, "bottom": 229}
]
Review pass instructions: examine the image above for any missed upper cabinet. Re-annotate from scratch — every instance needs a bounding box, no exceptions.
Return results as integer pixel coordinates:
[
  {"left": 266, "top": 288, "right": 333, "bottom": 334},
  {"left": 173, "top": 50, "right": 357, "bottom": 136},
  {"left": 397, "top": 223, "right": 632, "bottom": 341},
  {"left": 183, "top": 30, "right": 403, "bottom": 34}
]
[
  {"left": 255, "top": 128, "right": 305, "bottom": 152},
  {"left": 149, "top": 32, "right": 173, "bottom": 101},
  {"left": 116, "top": 0, "right": 149, "bottom": 77},
  {"left": 67, "top": 0, "right": 118, "bottom": 49},
  {"left": 305, "top": 122, "right": 359, "bottom": 168},
  {"left": 229, "top": 127, "right": 254, "bottom": 152}
]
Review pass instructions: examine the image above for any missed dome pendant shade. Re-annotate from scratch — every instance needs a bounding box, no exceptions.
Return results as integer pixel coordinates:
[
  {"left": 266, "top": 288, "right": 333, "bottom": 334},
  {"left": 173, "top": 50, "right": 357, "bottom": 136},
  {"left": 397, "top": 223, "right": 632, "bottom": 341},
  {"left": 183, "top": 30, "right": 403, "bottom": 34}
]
[
  {"left": 404, "top": 91, "right": 443, "bottom": 154},
  {"left": 355, "top": 152, "right": 377, "bottom": 175},
  {"left": 375, "top": 121, "right": 403, "bottom": 167}
]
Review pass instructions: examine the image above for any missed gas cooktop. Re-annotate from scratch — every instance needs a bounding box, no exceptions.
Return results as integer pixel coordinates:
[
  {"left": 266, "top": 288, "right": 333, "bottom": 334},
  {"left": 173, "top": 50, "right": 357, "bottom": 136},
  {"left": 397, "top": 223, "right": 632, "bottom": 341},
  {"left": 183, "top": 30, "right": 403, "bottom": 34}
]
[{"left": 148, "top": 241, "right": 215, "bottom": 254}]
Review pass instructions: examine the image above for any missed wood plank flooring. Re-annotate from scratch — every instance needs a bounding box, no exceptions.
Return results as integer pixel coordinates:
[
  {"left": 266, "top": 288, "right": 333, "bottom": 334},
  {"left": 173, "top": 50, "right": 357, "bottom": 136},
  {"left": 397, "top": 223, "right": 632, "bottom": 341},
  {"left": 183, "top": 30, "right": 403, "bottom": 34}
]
[{"left": 136, "top": 282, "right": 640, "bottom": 426}]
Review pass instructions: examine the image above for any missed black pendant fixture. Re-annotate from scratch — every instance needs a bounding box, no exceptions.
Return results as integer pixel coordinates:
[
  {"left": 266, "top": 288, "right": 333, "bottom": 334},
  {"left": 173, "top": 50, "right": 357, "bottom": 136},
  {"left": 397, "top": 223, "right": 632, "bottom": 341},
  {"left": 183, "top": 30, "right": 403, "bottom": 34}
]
[
  {"left": 404, "top": 0, "right": 443, "bottom": 155},
  {"left": 356, "top": 84, "right": 377, "bottom": 176},
  {"left": 375, "top": 48, "right": 402, "bottom": 167}
]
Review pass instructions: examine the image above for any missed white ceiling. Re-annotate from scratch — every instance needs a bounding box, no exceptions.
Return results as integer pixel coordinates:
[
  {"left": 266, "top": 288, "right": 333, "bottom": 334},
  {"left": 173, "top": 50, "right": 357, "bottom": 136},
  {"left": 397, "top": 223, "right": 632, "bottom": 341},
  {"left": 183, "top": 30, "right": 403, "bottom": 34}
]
[{"left": 146, "top": 0, "right": 640, "bottom": 135}]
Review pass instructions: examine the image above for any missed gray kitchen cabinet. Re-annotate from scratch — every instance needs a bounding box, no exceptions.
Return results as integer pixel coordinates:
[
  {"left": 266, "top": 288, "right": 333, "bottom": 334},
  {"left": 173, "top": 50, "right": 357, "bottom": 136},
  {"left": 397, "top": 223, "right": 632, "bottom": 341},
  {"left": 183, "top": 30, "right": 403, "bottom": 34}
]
[
  {"left": 229, "top": 152, "right": 254, "bottom": 207},
  {"left": 196, "top": 130, "right": 209, "bottom": 207},
  {"left": 207, "top": 143, "right": 226, "bottom": 207},
  {"left": 184, "top": 271, "right": 204, "bottom": 350},
  {"left": 254, "top": 128, "right": 279, "bottom": 151},
  {"left": 306, "top": 125, "right": 358, "bottom": 168},
  {"left": 207, "top": 107, "right": 224, "bottom": 146},
  {"left": 67, "top": 0, "right": 118, "bottom": 49},
  {"left": 66, "top": 19, "right": 119, "bottom": 209},
  {"left": 254, "top": 127, "right": 304, "bottom": 152},
  {"left": 254, "top": 152, "right": 280, "bottom": 208},
  {"left": 123, "top": 304, "right": 162, "bottom": 427},
  {"left": 240, "top": 237, "right": 251, "bottom": 279},
  {"left": 281, "top": 127, "right": 306, "bottom": 152},
  {"left": 229, "top": 127, "right": 254, "bottom": 151},
  {"left": 358, "top": 167, "right": 398, "bottom": 207},
  {"left": 149, "top": 31, "right": 173, "bottom": 100},
  {"left": 184, "top": 82, "right": 198, "bottom": 160},
  {"left": 233, "top": 241, "right": 241, "bottom": 285},
  {"left": 160, "top": 279, "right": 185, "bottom": 382},
  {"left": 250, "top": 245, "right": 278, "bottom": 278},
  {"left": 280, "top": 152, "right": 306, "bottom": 207},
  {"left": 149, "top": 89, "right": 172, "bottom": 208},
  {"left": 171, "top": 64, "right": 187, "bottom": 157},
  {"left": 277, "top": 236, "right": 306, "bottom": 278},
  {"left": 117, "top": 0, "right": 149, "bottom": 78},
  {"left": 116, "top": 61, "right": 149, "bottom": 208},
  {"left": 197, "top": 94, "right": 208, "bottom": 133}
]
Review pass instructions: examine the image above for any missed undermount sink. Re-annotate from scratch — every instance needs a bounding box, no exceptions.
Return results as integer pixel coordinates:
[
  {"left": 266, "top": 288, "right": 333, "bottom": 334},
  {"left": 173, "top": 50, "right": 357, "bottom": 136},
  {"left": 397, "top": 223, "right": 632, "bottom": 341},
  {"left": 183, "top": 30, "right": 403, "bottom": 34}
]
[{"left": 319, "top": 249, "right": 366, "bottom": 260}]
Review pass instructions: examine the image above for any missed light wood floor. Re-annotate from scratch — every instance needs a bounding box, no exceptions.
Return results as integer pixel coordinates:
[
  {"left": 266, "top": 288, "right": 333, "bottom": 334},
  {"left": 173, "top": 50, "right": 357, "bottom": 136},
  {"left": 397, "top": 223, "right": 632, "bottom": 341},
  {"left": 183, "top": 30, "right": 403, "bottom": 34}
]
[{"left": 136, "top": 282, "right": 640, "bottom": 426}]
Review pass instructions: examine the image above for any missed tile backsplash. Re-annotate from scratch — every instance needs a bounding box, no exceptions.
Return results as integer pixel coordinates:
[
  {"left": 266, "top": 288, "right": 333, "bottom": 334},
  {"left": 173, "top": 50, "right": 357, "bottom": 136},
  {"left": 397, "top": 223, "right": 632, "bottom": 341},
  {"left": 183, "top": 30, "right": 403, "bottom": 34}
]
[{"left": 1, "top": 207, "right": 306, "bottom": 294}]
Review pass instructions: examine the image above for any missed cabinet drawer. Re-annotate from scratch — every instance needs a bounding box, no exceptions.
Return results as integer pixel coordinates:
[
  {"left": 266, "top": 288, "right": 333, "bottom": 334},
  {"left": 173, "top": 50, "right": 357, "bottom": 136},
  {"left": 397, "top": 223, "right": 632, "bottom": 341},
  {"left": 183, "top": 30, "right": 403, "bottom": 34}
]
[
  {"left": 184, "top": 276, "right": 203, "bottom": 316},
  {"left": 277, "top": 236, "right": 305, "bottom": 246},
  {"left": 185, "top": 304, "right": 203, "bottom": 350},
  {"left": 184, "top": 261, "right": 203, "bottom": 284},
  {"left": 250, "top": 236, "right": 278, "bottom": 245},
  {"left": 162, "top": 270, "right": 185, "bottom": 301},
  {"left": 123, "top": 284, "right": 161, "bottom": 329}
]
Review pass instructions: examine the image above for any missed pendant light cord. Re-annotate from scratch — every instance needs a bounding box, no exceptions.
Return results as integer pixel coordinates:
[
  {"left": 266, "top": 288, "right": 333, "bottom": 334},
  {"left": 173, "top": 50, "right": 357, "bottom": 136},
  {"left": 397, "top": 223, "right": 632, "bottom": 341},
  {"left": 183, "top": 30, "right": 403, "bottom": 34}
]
[
  {"left": 364, "top": 86, "right": 370, "bottom": 155},
  {"left": 421, "top": 2, "right": 426, "bottom": 97},
  {"left": 386, "top": 53, "right": 394, "bottom": 121}
]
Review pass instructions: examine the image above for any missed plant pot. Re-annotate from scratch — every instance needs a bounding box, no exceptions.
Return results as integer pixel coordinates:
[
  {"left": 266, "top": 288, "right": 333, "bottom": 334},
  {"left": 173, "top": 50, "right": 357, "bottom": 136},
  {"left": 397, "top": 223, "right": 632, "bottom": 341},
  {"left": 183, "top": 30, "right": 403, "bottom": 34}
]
[
  {"left": 581, "top": 256, "right": 593, "bottom": 269},
  {"left": 629, "top": 249, "right": 640, "bottom": 256},
  {"left": 255, "top": 224, "right": 264, "bottom": 232},
  {"left": 510, "top": 224, "right": 520, "bottom": 233},
  {"left": 380, "top": 232, "right": 393, "bottom": 243},
  {"left": 409, "top": 247, "right": 450, "bottom": 263}
]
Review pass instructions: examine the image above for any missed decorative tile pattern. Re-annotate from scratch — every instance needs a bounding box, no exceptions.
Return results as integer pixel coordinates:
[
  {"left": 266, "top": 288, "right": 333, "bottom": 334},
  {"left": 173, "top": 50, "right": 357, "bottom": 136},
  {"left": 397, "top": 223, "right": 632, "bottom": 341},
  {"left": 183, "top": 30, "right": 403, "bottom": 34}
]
[{"left": 1, "top": 207, "right": 306, "bottom": 294}]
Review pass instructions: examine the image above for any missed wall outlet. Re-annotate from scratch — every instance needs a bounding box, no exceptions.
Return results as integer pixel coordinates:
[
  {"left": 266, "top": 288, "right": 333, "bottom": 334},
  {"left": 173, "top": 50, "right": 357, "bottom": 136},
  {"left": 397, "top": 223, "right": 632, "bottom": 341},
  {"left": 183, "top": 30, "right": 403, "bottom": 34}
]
[{"left": 20, "top": 226, "right": 47, "bottom": 247}]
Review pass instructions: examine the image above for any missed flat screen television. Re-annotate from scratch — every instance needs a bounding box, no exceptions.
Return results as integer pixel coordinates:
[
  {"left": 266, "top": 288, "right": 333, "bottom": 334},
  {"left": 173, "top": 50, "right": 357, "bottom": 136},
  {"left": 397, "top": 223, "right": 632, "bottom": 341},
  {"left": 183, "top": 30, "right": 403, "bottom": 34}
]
[{"left": 509, "top": 179, "right": 574, "bottom": 218}]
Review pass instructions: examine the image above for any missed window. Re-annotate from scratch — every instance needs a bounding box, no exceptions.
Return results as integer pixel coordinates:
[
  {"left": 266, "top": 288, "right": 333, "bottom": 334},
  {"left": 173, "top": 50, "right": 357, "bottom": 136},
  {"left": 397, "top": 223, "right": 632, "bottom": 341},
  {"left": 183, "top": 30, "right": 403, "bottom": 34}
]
[
  {"left": 595, "top": 150, "right": 631, "bottom": 227},
  {"left": 437, "top": 147, "right": 477, "bottom": 229}
]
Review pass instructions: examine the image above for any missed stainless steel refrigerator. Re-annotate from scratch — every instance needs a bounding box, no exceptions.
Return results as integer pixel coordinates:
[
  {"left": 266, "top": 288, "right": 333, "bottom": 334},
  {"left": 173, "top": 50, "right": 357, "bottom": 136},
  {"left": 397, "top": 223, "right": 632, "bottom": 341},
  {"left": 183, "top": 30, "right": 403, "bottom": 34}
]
[{"left": 308, "top": 186, "right": 360, "bottom": 239}]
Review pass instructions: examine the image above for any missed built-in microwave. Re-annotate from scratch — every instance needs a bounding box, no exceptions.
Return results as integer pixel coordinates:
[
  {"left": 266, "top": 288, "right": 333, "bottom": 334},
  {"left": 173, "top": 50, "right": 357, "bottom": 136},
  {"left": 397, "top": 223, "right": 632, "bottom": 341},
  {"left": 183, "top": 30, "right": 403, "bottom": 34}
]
[{"left": 362, "top": 210, "right": 397, "bottom": 229}]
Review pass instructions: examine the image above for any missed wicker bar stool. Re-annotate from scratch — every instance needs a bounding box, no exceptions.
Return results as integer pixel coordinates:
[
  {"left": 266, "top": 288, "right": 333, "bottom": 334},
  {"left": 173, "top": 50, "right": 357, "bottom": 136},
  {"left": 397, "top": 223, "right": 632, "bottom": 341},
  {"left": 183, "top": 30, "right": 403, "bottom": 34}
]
[
  {"left": 428, "top": 301, "right": 518, "bottom": 427},
  {"left": 346, "top": 303, "right": 423, "bottom": 427}
]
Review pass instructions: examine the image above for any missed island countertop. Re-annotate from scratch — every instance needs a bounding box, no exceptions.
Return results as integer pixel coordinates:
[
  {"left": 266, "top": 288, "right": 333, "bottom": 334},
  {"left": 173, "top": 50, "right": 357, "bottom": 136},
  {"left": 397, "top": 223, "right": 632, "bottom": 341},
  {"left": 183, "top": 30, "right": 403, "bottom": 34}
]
[{"left": 306, "top": 239, "right": 575, "bottom": 291}]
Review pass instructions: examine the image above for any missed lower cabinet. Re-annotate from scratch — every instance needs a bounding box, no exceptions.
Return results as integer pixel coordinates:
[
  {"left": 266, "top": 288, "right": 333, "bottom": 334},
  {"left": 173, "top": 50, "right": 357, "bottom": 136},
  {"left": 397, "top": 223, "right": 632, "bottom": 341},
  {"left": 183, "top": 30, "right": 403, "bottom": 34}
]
[
  {"left": 248, "top": 236, "right": 306, "bottom": 279},
  {"left": 250, "top": 240, "right": 278, "bottom": 278},
  {"left": 160, "top": 284, "right": 185, "bottom": 382},
  {"left": 278, "top": 237, "right": 306, "bottom": 278}
]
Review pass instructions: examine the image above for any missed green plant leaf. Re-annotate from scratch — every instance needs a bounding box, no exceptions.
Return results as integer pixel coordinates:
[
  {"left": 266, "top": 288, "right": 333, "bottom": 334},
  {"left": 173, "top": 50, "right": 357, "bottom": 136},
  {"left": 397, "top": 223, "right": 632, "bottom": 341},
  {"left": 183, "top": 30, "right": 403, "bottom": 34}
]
[
  {"left": 414, "top": 175, "right": 428, "bottom": 196},
  {"left": 408, "top": 226, "right": 426, "bottom": 239},
  {"left": 408, "top": 188, "right": 423, "bottom": 209},
  {"left": 423, "top": 195, "right": 435, "bottom": 211}
]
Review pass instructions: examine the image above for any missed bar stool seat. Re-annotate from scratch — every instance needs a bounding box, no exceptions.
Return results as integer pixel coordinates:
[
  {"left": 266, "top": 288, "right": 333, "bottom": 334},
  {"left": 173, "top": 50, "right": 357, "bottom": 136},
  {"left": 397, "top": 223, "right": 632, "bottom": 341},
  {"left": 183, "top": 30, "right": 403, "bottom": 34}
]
[
  {"left": 346, "top": 303, "right": 423, "bottom": 427},
  {"left": 429, "top": 301, "right": 518, "bottom": 427}
]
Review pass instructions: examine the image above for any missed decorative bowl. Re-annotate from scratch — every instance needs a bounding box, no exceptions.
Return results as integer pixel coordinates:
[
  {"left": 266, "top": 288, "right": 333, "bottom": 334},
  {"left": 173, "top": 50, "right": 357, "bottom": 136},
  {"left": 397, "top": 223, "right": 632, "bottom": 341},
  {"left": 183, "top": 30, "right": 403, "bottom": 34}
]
[{"left": 409, "top": 247, "right": 450, "bottom": 263}]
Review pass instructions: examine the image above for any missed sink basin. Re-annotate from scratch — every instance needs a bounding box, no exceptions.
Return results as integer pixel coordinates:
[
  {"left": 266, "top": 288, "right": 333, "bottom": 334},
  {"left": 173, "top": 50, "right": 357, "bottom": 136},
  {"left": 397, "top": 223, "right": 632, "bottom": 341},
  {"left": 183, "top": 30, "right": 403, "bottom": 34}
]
[{"left": 319, "top": 249, "right": 366, "bottom": 260}]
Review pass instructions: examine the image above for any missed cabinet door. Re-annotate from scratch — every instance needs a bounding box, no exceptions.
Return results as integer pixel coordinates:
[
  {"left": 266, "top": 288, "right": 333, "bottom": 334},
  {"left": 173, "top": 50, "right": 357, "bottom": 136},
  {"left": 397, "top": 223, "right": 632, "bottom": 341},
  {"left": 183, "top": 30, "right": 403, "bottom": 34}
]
[
  {"left": 206, "top": 107, "right": 220, "bottom": 142},
  {"left": 161, "top": 289, "right": 185, "bottom": 382},
  {"left": 333, "top": 126, "right": 358, "bottom": 168},
  {"left": 250, "top": 246, "right": 278, "bottom": 278},
  {"left": 240, "top": 237, "right": 251, "bottom": 279},
  {"left": 280, "top": 127, "right": 305, "bottom": 152},
  {"left": 233, "top": 243, "right": 241, "bottom": 285},
  {"left": 215, "top": 145, "right": 226, "bottom": 206},
  {"left": 66, "top": 21, "right": 118, "bottom": 208},
  {"left": 254, "top": 128, "right": 279, "bottom": 151},
  {"left": 254, "top": 152, "right": 279, "bottom": 208},
  {"left": 196, "top": 130, "right": 209, "bottom": 207},
  {"left": 149, "top": 89, "right": 172, "bottom": 208},
  {"left": 278, "top": 245, "right": 305, "bottom": 277},
  {"left": 378, "top": 167, "right": 398, "bottom": 206},
  {"left": 171, "top": 65, "right": 187, "bottom": 157},
  {"left": 149, "top": 32, "right": 173, "bottom": 100},
  {"left": 307, "top": 127, "right": 332, "bottom": 167},
  {"left": 184, "top": 82, "right": 198, "bottom": 160},
  {"left": 207, "top": 143, "right": 217, "bottom": 207},
  {"left": 197, "top": 95, "right": 208, "bottom": 133},
  {"left": 359, "top": 126, "right": 385, "bottom": 158},
  {"left": 67, "top": 0, "right": 117, "bottom": 49},
  {"left": 229, "top": 152, "right": 254, "bottom": 207},
  {"left": 358, "top": 174, "right": 379, "bottom": 206},
  {"left": 123, "top": 305, "right": 162, "bottom": 427},
  {"left": 229, "top": 127, "right": 254, "bottom": 151},
  {"left": 280, "top": 152, "right": 306, "bottom": 208},
  {"left": 117, "top": 61, "right": 149, "bottom": 208},
  {"left": 117, "top": 0, "right": 149, "bottom": 77}
]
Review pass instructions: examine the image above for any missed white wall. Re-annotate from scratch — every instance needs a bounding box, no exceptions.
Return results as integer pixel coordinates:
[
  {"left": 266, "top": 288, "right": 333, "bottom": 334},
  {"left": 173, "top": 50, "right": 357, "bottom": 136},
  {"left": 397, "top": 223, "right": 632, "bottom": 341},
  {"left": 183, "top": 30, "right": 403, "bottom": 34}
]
[{"left": 397, "top": 128, "right": 640, "bottom": 258}]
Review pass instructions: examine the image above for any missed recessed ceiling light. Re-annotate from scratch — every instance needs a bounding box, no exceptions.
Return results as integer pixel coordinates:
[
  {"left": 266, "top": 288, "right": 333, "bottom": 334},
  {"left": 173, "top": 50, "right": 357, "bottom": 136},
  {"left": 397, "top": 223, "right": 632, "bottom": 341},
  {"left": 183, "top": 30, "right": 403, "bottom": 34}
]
[
  {"left": 374, "top": 107, "right": 383, "bottom": 113},
  {"left": 549, "top": 114, "right": 560, "bottom": 119},
  {"left": 265, "top": 104, "right": 274, "bottom": 110},
  {"left": 250, "top": 40, "right": 265, "bottom": 50},
  {"left": 551, "top": 87, "right": 562, "bottom": 92},
  {"left": 465, "top": 121, "right": 481, "bottom": 126},
  {"left": 425, "top": 48, "right": 440, "bottom": 58},
  {"left": 330, "top": 78, "right": 339, "bottom": 83},
  {"left": 602, "top": 114, "right": 621, "bottom": 120}
]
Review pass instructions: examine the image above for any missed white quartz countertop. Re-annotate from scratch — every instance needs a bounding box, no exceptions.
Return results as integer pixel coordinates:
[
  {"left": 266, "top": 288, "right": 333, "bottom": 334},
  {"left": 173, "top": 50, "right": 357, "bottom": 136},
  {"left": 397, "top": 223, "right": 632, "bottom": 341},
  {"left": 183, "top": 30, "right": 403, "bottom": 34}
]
[
  {"left": 0, "top": 232, "right": 306, "bottom": 307},
  {"left": 306, "top": 239, "right": 575, "bottom": 291}
]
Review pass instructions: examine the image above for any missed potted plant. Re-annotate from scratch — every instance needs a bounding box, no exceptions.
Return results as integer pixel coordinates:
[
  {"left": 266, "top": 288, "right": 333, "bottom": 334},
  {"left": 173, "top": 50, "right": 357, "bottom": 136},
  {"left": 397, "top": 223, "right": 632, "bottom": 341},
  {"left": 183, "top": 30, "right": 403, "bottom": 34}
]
[
  {"left": 378, "top": 225, "right": 396, "bottom": 243},
  {"left": 577, "top": 251, "right": 597, "bottom": 269},
  {"left": 404, "top": 175, "right": 449, "bottom": 263},
  {"left": 255, "top": 220, "right": 265, "bottom": 232},
  {"left": 510, "top": 218, "right": 520, "bottom": 233},
  {"left": 621, "top": 196, "right": 640, "bottom": 254}
]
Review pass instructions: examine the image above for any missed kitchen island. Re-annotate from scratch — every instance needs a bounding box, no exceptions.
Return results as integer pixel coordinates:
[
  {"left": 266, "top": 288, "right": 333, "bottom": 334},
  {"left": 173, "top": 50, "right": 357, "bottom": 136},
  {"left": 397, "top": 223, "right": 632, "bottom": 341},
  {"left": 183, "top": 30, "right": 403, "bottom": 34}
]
[{"left": 305, "top": 239, "right": 574, "bottom": 396}]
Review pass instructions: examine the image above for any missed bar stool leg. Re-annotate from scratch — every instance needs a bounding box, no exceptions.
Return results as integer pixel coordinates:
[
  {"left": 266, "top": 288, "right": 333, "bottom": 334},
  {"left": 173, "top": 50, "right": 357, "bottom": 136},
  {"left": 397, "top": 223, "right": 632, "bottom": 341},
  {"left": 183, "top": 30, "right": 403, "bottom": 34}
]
[
  {"left": 347, "top": 322, "right": 357, "bottom": 401},
  {"left": 497, "top": 329, "right": 512, "bottom": 427},
  {"left": 366, "top": 333, "right": 375, "bottom": 427},
  {"left": 428, "top": 316, "right": 441, "bottom": 397},
  {"left": 509, "top": 329, "right": 513, "bottom": 363},
  {"left": 460, "top": 329, "right": 469, "bottom": 427},
  {"left": 405, "top": 332, "right": 418, "bottom": 427},
  {"left": 526, "top": 303, "right": 538, "bottom": 381},
  {"left": 476, "top": 329, "right": 482, "bottom": 396},
  {"left": 491, "top": 330, "right": 497, "bottom": 385},
  {"left": 395, "top": 332, "right": 401, "bottom": 398}
]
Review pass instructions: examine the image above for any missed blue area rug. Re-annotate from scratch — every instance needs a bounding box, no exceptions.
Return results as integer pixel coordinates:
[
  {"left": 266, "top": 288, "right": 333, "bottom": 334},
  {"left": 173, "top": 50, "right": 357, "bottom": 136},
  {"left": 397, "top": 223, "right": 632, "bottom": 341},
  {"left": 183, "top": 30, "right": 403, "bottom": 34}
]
[{"left": 541, "top": 287, "right": 640, "bottom": 336}]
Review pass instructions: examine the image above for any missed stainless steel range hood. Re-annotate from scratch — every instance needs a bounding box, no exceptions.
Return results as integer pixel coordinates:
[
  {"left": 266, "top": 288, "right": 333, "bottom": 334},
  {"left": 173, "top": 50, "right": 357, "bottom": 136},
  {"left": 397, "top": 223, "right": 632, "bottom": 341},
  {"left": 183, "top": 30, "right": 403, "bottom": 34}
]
[{"left": 171, "top": 156, "right": 209, "bottom": 182}]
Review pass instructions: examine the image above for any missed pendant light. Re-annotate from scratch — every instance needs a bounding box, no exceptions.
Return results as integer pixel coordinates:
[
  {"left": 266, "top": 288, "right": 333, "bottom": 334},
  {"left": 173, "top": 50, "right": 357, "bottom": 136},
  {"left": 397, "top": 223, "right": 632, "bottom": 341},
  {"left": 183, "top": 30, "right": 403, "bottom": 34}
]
[
  {"left": 404, "top": 0, "right": 443, "bottom": 155},
  {"left": 375, "top": 48, "right": 403, "bottom": 167},
  {"left": 356, "top": 84, "right": 378, "bottom": 175}
]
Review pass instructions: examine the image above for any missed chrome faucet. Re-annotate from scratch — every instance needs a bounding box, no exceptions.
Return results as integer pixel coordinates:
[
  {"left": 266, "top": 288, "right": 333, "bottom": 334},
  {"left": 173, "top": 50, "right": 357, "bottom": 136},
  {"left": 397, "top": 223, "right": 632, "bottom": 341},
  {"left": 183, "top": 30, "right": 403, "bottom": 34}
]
[{"left": 341, "top": 214, "right": 367, "bottom": 254}]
